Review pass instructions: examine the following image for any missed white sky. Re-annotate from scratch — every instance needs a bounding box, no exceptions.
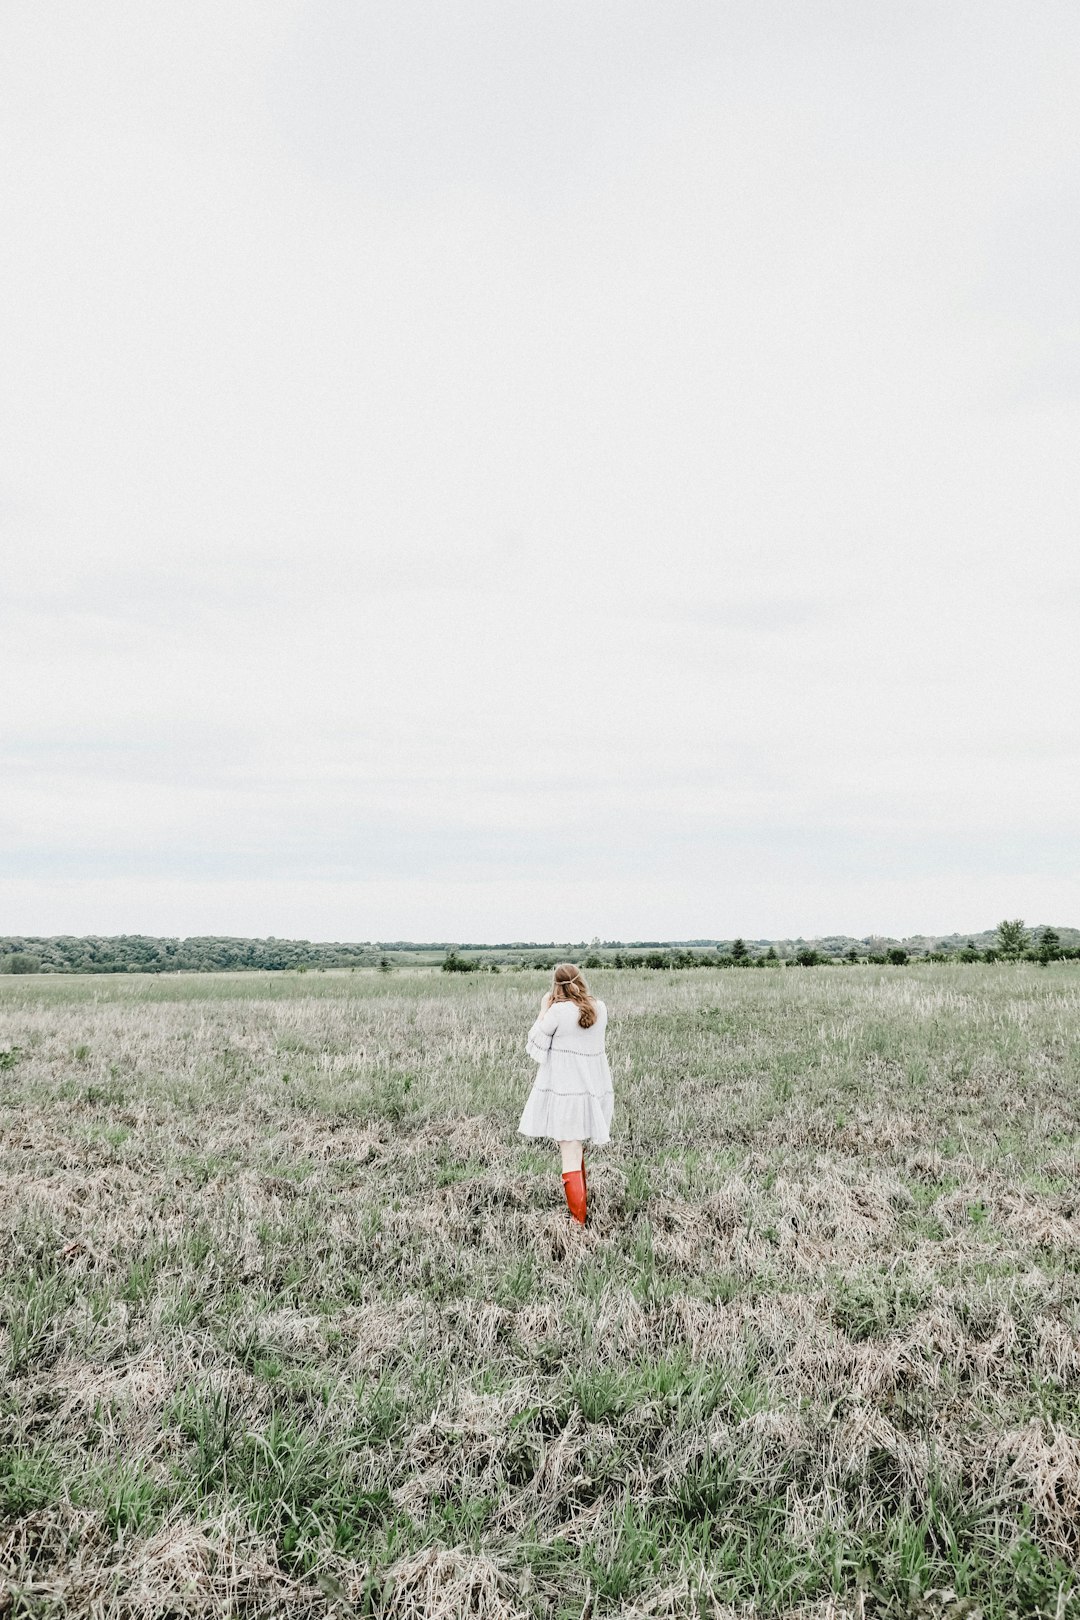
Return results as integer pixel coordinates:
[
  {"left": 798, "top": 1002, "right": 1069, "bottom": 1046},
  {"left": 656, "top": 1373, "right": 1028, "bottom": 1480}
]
[{"left": 2, "top": 1, "right": 1078, "bottom": 944}]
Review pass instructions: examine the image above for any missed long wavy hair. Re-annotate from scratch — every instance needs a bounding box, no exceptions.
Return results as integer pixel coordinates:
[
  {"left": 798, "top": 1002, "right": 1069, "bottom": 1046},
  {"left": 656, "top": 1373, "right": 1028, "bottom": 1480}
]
[{"left": 550, "top": 962, "right": 597, "bottom": 1029}]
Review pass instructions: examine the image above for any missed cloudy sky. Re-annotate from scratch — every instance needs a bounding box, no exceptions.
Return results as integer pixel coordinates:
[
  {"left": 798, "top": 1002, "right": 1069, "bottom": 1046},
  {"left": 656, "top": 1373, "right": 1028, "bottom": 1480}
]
[{"left": 2, "top": 1, "right": 1077, "bottom": 944}]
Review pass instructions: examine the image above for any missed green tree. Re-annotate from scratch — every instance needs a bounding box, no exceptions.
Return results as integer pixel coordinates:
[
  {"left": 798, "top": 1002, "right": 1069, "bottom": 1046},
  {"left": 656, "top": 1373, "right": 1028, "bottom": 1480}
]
[
  {"left": 1, "top": 953, "right": 40, "bottom": 974},
  {"left": 730, "top": 938, "right": 748, "bottom": 962},
  {"left": 887, "top": 947, "right": 909, "bottom": 965},
  {"left": 1037, "top": 927, "right": 1061, "bottom": 966},
  {"left": 845, "top": 947, "right": 859, "bottom": 963},
  {"left": 441, "top": 950, "right": 477, "bottom": 973},
  {"left": 795, "top": 948, "right": 821, "bottom": 967},
  {"left": 995, "top": 919, "right": 1029, "bottom": 960}
]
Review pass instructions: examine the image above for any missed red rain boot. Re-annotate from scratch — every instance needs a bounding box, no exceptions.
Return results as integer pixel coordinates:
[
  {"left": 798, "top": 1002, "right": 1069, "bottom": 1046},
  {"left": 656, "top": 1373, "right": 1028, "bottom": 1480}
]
[
  {"left": 580, "top": 1148, "right": 587, "bottom": 1199},
  {"left": 562, "top": 1168, "right": 587, "bottom": 1226}
]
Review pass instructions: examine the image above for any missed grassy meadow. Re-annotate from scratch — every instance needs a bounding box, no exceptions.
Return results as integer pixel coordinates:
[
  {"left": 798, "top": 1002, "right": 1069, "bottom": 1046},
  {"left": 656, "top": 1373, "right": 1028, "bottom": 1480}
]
[{"left": 1, "top": 964, "right": 1079, "bottom": 1619}]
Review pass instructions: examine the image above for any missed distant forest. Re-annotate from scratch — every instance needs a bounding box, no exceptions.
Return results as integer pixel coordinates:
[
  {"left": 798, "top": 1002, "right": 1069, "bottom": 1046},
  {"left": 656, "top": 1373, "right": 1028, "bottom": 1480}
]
[{"left": 1, "top": 922, "right": 1077, "bottom": 974}]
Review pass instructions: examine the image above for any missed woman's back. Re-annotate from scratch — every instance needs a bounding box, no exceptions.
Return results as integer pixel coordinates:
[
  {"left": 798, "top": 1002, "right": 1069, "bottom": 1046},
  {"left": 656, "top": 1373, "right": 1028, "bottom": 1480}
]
[
  {"left": 546, "top": 997, "right": 607, "bottom": 1053},
  {"left": 518, "top": 962, "right": 615, "bottom": 1215}
]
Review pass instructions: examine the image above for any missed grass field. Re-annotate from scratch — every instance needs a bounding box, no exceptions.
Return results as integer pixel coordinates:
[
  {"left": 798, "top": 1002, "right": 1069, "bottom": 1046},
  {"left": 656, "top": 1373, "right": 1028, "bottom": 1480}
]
[{"left": 2, "top": 965, "right": 1079, "bottom": 1619}]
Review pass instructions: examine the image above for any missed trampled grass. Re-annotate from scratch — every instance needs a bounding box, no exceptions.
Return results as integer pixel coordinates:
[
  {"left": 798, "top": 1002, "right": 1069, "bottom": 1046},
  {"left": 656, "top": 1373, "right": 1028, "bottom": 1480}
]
[{"left": 1, "top": 965, "right": 1079, "bottom": 1618}]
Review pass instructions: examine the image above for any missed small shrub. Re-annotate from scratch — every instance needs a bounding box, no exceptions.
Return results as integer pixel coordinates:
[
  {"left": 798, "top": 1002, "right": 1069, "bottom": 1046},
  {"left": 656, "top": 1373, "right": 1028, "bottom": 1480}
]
[{"left": 1, "top": 953, "right": 40, "bottom": 974}]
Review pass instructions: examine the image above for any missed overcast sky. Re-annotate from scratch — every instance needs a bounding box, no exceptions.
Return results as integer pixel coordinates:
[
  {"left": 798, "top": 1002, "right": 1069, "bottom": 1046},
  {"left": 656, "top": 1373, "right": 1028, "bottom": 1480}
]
[{"left": 2, "top": 1, "right": 1077, "bottom": 944}]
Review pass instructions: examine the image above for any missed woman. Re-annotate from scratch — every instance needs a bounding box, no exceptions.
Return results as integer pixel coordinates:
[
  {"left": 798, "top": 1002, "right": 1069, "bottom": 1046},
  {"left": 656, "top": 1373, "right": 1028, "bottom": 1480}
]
[{"left": 518, "top": 962, "right": 614, "bottom": 1225}]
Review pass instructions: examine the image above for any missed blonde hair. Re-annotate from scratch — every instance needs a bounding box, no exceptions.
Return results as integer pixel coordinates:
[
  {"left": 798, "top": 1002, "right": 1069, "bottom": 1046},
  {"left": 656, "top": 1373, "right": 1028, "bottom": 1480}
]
[{"left": 550, "top": 961, "right": 597, "bottom": 1029}]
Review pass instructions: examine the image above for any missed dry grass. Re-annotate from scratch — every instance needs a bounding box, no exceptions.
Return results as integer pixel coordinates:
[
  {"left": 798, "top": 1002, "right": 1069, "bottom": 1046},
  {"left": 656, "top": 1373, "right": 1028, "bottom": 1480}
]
[{"left": 1, "top": 964, "right": 1079, "bottom": 1619}]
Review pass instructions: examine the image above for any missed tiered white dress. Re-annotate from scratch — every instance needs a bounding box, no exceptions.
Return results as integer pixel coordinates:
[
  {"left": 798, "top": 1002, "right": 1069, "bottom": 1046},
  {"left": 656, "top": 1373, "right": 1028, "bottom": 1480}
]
[{"left": 518, "top": 998, "right": 615, "bottom": 1147}]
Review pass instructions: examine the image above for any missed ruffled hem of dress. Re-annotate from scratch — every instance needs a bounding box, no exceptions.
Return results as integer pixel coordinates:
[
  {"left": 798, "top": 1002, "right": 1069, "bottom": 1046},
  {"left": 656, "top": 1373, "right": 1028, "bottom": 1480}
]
[{"left": 517, "top": 1090, "right": 614, "bottom": 1147}]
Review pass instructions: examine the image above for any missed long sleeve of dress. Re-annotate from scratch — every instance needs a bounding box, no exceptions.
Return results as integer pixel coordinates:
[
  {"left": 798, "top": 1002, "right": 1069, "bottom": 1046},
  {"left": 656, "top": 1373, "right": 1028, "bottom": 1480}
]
[{"left": 526, "top": 1003, "right": 561, "bottom": 1064}]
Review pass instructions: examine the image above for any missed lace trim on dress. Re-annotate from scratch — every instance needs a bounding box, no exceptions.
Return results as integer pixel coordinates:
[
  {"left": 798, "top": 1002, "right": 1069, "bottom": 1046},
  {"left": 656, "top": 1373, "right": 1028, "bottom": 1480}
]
[{"left": 529, "top": 1086, "right": 615, "bottom": 1098}]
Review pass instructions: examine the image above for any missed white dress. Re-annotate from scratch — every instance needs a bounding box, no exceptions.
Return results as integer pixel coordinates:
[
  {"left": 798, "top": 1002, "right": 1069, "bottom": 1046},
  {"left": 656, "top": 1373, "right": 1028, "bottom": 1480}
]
[{"left": 518, "top": 997, "right": 615, "bottom": 1147}]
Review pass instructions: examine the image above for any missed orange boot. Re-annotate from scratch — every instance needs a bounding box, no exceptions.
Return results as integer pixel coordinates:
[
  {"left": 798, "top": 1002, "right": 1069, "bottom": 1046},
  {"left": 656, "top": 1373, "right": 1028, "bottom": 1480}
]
[
  {"left": 562, "top": 1168, "right": 587, "bottom": 1225},
  {"left": 580, "top": 1148, "right": 587, "bottom": 1200}
]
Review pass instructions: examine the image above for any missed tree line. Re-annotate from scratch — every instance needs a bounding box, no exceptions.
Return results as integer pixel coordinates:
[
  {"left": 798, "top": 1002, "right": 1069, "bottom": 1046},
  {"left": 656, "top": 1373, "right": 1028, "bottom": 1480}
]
[
  {"left": 0, "top": 935, "right": 380, "bottom": 975},
  {"left": 1, "top": 921, "right": 1072, "bottom": 975},
  {"left": 443, "top": 922, "right": 1073, "bottom": 973}
]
